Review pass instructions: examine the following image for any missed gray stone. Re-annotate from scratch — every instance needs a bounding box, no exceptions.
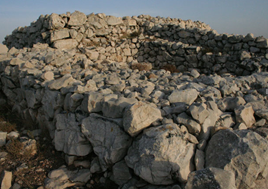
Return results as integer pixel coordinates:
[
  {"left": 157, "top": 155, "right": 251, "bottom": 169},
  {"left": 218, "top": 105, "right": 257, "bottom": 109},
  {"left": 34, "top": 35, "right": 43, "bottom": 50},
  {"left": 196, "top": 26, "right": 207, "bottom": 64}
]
[
  {"left": 47, "top": 13, "right": 65, "bottom": 29},
  {"left": 107, "top": 16, "right": 123, "bottom": 25},
  {"left": 81, "top": 92, "right": 104, "bottom": 113},
  {"left": 194, "top": 149, "right": 205, "bottom": 171},
  {"left": 255, "top": 109, "right": 268, "bottom": 121},
  {"left": 50, "top": 29, "right": 70, "bottom": 42},
  {"left": 53, "top": 39, "right": 78, "bottom": 49},
  {"left": 185, "top": 167, "right": 236, "bottom": 189},
  {"left": 168, "top": 89, "right": 199, "bottom": 105},
  {"left": 123, "top": 101, "right": 162, "bottom": 137},
  {"left": 125, "top": 124, "right": 195, "bottom": 185},
  {"left": 54, "top": 113, "right": 92, "bottom": 156},
  {"left": 189, "top": 103, "right": 209, "bottom": 124},
  {"left": 68, "top": 11, "right": 87, "bottom": 26},
  {"left": 217, "top": 97, "right": 246, "bottom": 112},
  {"left": 234, "top": 104, "right": 255, "bottom": 128},
  {"left": 0, "top": 170, "right": 12, "bottom": 189},
  {"left": 0, "top": 132, "right": 7, "bottom": 147},
  {"left": 112, "top": 160, "right": 132, "bottom": 186},
  {"left": 48, "top": 74, "right": 75, "bottom": 90},
  {"left": 206, "top": 129, "right": 268, "bottom": 188},
  {"left": 102, "top": 97, "right": 137, "bottom": 118},
  {"left": 177, "top": 112, "right": 201, "bottom": 136},
  {"left": 81, "top": 114, "right": 132, "bottom": 171}
]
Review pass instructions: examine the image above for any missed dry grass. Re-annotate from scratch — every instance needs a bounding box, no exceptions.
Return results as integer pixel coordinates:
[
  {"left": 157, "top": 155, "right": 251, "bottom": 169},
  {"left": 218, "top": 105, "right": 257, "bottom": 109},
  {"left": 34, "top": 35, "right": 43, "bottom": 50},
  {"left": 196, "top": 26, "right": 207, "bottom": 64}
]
[
  {"left": 0, "top": 120, "right": 17, "bottom": 132},
  {"left": 131, "top": 62, "right": 152, "bottom": 71},
  {"left": 120, "top": 30, "right": 141, "bottom": 39},
  {"left": 161, "top": 64, "right": 180, "bottom": 73},
  {"left": 5, "top": 139, "right": 23, "bottom": 158}
]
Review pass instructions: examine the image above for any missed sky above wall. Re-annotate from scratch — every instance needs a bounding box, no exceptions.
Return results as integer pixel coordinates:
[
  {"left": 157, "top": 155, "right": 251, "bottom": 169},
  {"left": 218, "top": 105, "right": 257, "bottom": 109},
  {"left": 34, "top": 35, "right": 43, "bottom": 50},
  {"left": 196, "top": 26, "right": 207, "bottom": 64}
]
[{"left": 1, "top": 0, "right": 268, "bottom": 44}]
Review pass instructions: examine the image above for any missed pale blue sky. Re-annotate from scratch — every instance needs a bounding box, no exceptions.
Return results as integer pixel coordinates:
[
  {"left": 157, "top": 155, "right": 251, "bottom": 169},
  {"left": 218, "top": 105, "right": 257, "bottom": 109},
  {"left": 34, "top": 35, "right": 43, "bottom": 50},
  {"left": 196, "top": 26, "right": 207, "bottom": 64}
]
[{"left": 1, "top": 0, "right": 268, "bottom": 44}]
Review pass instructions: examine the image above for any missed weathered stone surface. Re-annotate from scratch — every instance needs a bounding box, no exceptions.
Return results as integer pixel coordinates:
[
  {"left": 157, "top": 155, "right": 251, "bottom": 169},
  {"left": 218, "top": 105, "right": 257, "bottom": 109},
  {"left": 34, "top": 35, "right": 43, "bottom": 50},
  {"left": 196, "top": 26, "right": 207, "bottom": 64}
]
[
  {"left": 0, "top": 44, "right": 8, "bottom": 54},
  {"left": 50, "top": 29, "right": 70, "bottom": 42},
  {"left": 123, "top": 101, "right": 162, "bottom": 137},
  {"left": 206, "top": 129, "right": 268, "bottom": 189},
  {"left": 53, "top": 39, "right": 78, "bottom": 49},
  {"left": 125, "top": 124, "right": 195, "bottom": 185},
  {"left": 80, "top": 92, "right": 104, "bottom": 113},
  {"left": 68, "top": 11, "right": 87, "bottom": 26},
  {"left": 217, "top": 97, "right": 246, "bottom": 112},
  {"left": 185, "top": 167, "right": 236, "bottom": 189},
  {"left": 47, "top": 13, "right": 65, "bottom": 29},
  {"left": 107, "top": 16, "right": 123, "bottom": 25},
  {"left": 188, "top": 103, "right": 209, "bottom": 124},
  {"left": 0, "top": 132, "right": 7, "bottom": 147},
  {"left": 54, "top": 113, "right": 92, "bottom": 156},
  {"left": 48, "top": 74, "right": 75, "bottom": 90},
  {"left": 102, "top": 97, "right": 137, "bottom": 118},
  {"left": 45, "top": 166, "right": 91, "bottom": 188},
  {"left": 234, "top": 104, "right": 256, "bottom": 128},
  {"left": 168, "top": 89, "right": 199, "bottom": 105},
  {"left": 194, "top": 149, "right": 205, "bottom": 171},
  {"left": 0, "top": 170, "right": 12, "bottom": 189},
  {"left": 177, "top": 112, "right": 201, "bottom": 136},
  {"left": 112, "top": 160, "right": 132, "bottom": 186},
  {"left": 81, "top": 114, "right": 132, "bottom": 171}
]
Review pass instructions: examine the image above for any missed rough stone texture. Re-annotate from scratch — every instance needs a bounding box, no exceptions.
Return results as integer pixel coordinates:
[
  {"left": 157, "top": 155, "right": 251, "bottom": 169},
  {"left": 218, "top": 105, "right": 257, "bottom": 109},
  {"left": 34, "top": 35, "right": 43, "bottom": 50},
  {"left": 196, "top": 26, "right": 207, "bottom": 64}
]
[
  {"left": 50, "top": 29, "right": 70, "bottom": 42},
  {"left": 0, "top": 170, "right": 12, "bottom": 189},
  {"left": 168, "top": 89, "right": 199, "bottom": 105},
  {"left": 68, "top": 11, "right": 87, "bottom": 26},
  {"left": 48, "top": 13, "right": 66, "bottom": 29},
  {"left": 0, "top": 44, "right": 8, "bottom": 54},
  {"left": 102, "top": 97, "right": 137, "bottom": 118},
  {"left": 80, "top": 92, "right": 104, "bottom": 113},
  {"left": 48, "top": 74, "right": 75, "bottom": 90},
  {"left": 234, "top": 104, "right": 256, "bottom": 128},
  {"left": 123, "top": 101, "right": 162, "bottom": 137},
  {"left": 53, "top": 39, "right": 78, "bottom": 49},
  {"left": 189, "top": 103, "right": 209, "bottom": 124},
  {"left": 206, "top": 129, "right": 268, "bottom": 189},
  {"left": 112, "top": 160, "right": 132, "bottom": 186},
  {"left": 81, "top": 114, "right": 132, "bottom": 171},
  {"left": 177, "top": 112, "right": 201, "bottom": 136},
  {"left": 54, "top": 113, "right": 92, "bottom": 156},
  {"left": 185, "top": 167, "right": 236, "bottom": 189},
  {"left": 125, "top": 124, "right": 195, "bottom": 185}
]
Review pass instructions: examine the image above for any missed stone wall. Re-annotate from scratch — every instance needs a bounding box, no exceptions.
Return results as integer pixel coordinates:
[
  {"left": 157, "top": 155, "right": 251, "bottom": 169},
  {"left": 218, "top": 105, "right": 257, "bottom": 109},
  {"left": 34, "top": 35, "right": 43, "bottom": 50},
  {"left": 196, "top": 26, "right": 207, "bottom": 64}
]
[
  {"left": 3, "top": 11, "right": 268, "bottom": 75},
  {"left": 1, "top": 11, "right": 268, "bottom": 188}
]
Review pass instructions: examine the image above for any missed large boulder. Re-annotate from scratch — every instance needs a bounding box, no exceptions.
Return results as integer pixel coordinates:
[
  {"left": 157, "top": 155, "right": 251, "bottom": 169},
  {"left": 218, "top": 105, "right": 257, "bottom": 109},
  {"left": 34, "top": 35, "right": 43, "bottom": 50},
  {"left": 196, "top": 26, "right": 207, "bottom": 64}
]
[
  {"left": 125, "top": 123, "right": 195, "bottom": 185},
  {"left": 123, "top": 101, "right": 162, "bottom": 137},
  {"left": 81, "top": 114, "right": 132, "bottom": 171},
  {"left": 206, "top": 129, "right": 268, "bottom": 189}
]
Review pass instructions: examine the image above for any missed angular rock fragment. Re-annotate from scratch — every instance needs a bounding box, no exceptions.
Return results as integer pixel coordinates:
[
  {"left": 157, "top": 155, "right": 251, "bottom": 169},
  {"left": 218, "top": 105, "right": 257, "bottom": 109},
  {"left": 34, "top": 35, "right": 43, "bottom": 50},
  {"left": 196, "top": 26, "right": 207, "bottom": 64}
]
[
  {"left": 48, "top": 74, "right": 75, "bottom": 90},
  {"left": 188, "top": 103, "right": 209, "bottom": 124},
  {"left": 112, "top": 160, "right": 132, "bottom": 186},
  {"left": 68, "top": 11, "right": 87, "bottom": 26},
  {"left": 234, "top": 104, "right": 256, "bottom": 128},
  {"left": 54, "top": 113, "right": 92, "bottom": 156},
  {"left": 125, "top": 124, "right": 195, "bottom": 185},
  {"left": 81, "top": 114, "right": 132, "bottom": 171},
  {"left": 123, "top": 101, "right": 162, "bottom": 137},
  {"left": 177, "top": 112, "right": 201, "bottom": 136},
  {"left": 102, "top": 97, "right": 137, "bottom": 118},
  {"left": 168, "top": 89, "right": 199, "bottom": 105},
  {"left": 206, "top": 129, "right": 268, "bottom": 188},
  {"left": 80, "top": 92, "right": 104, "bottom": 113},
  {"left": 0, "top": 170, "right": 12, "bottom": 189}
]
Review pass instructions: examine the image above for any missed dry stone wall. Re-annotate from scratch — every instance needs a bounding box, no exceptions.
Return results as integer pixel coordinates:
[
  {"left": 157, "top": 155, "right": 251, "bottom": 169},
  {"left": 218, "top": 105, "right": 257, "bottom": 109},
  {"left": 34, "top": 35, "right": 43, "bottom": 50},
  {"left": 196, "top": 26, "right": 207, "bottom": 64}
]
[
  {"left": 1, "top": 11, "right": 268, "bottom": 188},
  {"left": 3, "top": 11, "right": 268, "bottom": 75}
]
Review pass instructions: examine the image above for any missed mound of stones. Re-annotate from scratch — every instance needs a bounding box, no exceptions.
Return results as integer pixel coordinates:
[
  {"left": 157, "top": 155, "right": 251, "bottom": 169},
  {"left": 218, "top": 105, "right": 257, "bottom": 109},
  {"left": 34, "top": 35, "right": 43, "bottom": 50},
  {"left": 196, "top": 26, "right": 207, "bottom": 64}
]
[{"left": 0, "top": 11, "right": 268, "bottom": 189}]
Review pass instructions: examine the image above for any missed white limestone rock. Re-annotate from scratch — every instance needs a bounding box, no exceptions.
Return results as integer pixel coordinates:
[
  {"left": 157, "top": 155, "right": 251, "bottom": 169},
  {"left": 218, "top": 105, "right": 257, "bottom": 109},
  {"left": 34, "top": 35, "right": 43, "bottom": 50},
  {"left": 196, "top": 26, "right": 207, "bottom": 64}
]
[
  {"left": 81, "top": 114, "right": 132, "bottom": 171},
  {"left": 125, "top": 123, "right": 195, "bottom": 185},
  {"left": 123, "top": 101, "right": 162, "bottom": 137},
  {"left": 168, "top": 89, "right": 199, "bottom": 105}
]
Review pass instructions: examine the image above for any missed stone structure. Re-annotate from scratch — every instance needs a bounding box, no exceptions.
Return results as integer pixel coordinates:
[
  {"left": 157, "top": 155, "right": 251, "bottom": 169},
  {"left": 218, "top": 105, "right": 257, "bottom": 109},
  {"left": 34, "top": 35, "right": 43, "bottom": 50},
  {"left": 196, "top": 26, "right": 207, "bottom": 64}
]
[{"left": 1, "top": 11, "right": 268, "bottom": 188}]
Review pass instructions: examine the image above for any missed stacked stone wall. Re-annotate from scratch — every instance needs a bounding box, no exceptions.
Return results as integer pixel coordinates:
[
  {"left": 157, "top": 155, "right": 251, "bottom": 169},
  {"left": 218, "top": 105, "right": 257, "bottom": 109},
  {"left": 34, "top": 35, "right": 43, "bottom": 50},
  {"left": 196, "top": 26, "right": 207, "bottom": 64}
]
[{"left": 3, "top": 11, "right": 268, "bottom": 75}]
